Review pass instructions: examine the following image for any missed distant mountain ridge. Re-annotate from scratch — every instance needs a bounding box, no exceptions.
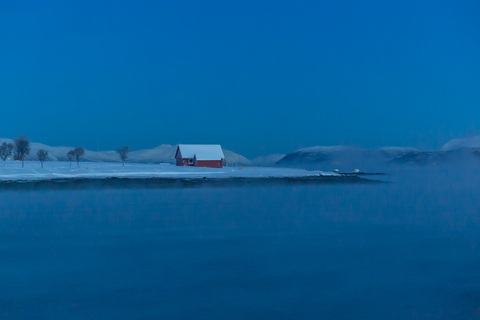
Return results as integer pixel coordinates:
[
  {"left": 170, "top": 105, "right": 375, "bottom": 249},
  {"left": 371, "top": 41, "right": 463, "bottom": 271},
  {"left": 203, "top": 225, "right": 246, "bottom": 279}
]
[
  {"left": 441, "top": 136, "right": 480, "bottom": 151},
  {"left": 276, "top": 146, "right": 378, "bottom": 170},
  {"left": 2, "top": 135, "right": 480, "bottom": 168},
  {"left": 276, "top": 136, "right": 480, "bottom": 168}
]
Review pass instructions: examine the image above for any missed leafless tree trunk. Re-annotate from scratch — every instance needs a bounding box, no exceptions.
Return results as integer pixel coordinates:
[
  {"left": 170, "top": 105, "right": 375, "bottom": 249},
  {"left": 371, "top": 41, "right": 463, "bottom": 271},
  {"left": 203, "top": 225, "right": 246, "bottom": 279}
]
[
  {"left": 14, "top": 135, "right": 30, "bottom": 168},
  {"left": 37, "top": 149, "right": 48, "bottom": 168},
  {"left": 74, "top": 147, "right": 85, "bottom": 167},
  {"left": 116, "top": 146, "right": 130, "bottom": 167},
  {"left": 67, "top": 150, "right": 75, "bottom": 168},
  {"left": 0, "top": 142, "right": 13, "bottom": 166}
]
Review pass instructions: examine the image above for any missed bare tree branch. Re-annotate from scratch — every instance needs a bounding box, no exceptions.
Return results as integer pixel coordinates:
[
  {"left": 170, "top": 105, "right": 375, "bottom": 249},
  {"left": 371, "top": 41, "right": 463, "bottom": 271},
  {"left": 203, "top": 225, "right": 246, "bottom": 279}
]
[
  {"left": 14, "top": 135, "right": 30, "bottom": 168},
  {"left": 37, "top": 149, "right": 48, "bottom": 168},
  {"left": 67, "top": 150, "right": 75, "bottom": 168},
  {"left": 0, "top": 142, "right": 14, "bottom": 166},
  {"left": 116, "top": 146, "right": 130, "bottom": 167},
  {"left": 74, "top": 147, "right": 85, "bottom": 167}
]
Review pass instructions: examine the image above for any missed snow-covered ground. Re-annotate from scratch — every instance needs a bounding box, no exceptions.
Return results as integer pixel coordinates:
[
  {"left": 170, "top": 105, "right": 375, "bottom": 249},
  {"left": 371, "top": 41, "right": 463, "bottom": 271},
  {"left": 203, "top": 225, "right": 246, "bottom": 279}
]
[{"left": 0, "top": 161, "right": 337, "bottom": 181}]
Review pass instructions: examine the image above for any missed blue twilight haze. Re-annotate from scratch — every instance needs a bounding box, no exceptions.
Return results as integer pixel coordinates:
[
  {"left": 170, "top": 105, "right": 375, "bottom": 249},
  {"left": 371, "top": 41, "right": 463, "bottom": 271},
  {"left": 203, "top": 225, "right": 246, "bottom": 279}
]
[{"left": 0, "top": 1, "right": 479, "bottom": 157}]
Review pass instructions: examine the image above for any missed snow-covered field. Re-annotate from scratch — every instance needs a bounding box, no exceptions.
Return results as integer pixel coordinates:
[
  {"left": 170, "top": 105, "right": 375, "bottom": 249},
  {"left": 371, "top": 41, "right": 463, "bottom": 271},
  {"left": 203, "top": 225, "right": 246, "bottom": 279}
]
[
  {"left": 0, "top": 161, "right": 337, "bottom": 181},
  {"left": 0, "top": 139, "right": 253, "bottom": 165}
]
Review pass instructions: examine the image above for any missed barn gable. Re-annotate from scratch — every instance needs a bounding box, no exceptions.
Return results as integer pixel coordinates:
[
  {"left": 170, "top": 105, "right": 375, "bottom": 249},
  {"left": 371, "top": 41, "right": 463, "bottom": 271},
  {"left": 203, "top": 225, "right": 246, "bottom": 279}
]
[{"left": 175, "top": 144, "right": 225, "bottom": 168}]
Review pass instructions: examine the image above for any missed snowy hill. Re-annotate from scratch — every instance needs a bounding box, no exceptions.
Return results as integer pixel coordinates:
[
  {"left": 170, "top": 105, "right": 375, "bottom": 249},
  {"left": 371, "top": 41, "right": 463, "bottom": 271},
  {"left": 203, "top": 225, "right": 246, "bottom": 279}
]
[
  {"left": 377, "top": 147, "right": 419, "bottom": 158},
  {"left": 223, "top": 150, "right": 252, "bottom": 166},
  {"left": 127, "top": 144, "right": 177, "bottom": 163},
  {"left": 0, "top": 138, "right": 119, "bottom": 162},
  {"left": 4, "top": 136, "right": 480, "bottom": 169},
  {"left": 276, "top": 146, "right": 379, "bottom": 170},
  {"left": 378, "top": 137, "right": 480, "bottom": 165},
  {"left": 276, "top": 146, "right": 351, "bottom": 166},
  {"left": 277, "top": 144, "right": 480, "bottom": 168},
  {"left": 384, "top": 148, "right": 480, "bottom": 165},
  {"left": 441, "top": 136, "right": 480, "bottom": 151}
]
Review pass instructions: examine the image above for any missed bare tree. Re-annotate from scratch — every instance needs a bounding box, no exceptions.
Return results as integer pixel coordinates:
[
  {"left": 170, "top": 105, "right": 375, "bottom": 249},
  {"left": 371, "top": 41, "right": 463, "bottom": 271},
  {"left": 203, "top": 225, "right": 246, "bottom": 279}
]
[
  {"left": 37, "top": 149, "right": 48, "bottom": 168},
  {"left": 74, "top": 147, "right": 85, "bottom": 167},
  {"left": 14, "top": 135, "right": 30, "bottom": 168},
  {"left": 0, "top": 142, "right": 14, "bottom": 166},
  {"left": 116, "top": 146, "right": 130, "bottom": 166},
  {"left": 67, "top": 150, "right": 75, "bottom": 167}
]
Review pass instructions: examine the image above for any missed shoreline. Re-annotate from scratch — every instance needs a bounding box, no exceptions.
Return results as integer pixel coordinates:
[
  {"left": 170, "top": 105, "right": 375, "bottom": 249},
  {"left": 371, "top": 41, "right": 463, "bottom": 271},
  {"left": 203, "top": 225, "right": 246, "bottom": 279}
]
[{"left": 0, "top": 175, "right": 383, "bottom": 191}]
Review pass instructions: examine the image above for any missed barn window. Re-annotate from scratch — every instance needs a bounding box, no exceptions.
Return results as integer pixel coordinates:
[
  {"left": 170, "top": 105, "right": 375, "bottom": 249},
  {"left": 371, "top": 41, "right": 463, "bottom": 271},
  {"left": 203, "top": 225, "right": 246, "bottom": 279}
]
[{"left": 188, "top": 158, "right": 193, "bottom": 164}]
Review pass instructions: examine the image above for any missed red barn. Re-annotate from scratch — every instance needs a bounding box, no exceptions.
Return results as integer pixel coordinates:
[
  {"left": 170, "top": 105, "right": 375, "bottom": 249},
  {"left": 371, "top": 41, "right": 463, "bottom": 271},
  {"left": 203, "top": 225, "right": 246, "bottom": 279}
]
[{"left": 175, "top": 144, "right": 225, "bottom": 168}]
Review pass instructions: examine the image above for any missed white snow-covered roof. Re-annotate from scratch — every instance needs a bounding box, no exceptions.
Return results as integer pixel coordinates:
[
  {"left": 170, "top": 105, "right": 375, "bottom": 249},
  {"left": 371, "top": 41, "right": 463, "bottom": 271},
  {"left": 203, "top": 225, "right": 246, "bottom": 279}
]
[{"left": 177, "top": 144, "right": 225, "bottom": 160}]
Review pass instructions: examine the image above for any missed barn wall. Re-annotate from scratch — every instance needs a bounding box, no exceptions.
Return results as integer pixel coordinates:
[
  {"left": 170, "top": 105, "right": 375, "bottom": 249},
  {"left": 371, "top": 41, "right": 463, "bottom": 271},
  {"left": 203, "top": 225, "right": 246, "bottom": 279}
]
[
  {"left": 175, "top": 149, "right": 195, "bottom": 166},
  {"left": 183, "top": 159, "right": 194, "bottom": 166},
  {"left": 175, "top": 148, "right": 183, "bottom": 166},
  {"left": 176, "top": 147, "right": 224, "bottom": 168},
  {"left": 175, "top": 155, "right": 183, "bottom": 166},
  {"left": 179, "top": 158, "right": 194, "bottom": 166},
  {"left": 195, "top": 160, "right": 223, "bottom": 168}
]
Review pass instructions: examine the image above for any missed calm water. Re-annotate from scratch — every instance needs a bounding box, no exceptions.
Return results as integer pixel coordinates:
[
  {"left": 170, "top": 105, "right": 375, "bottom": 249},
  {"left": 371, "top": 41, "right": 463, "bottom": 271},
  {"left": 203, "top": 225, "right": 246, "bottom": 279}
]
[{"left": 1, "top": 167, "right": 479, "bottom": 319}]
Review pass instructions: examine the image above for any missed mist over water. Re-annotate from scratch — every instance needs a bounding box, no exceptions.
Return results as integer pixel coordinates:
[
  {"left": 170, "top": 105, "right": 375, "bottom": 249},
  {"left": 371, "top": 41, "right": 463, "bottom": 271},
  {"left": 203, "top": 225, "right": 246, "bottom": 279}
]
[{"left": 1, "top": 166, "right": 479, "bottom": 319}]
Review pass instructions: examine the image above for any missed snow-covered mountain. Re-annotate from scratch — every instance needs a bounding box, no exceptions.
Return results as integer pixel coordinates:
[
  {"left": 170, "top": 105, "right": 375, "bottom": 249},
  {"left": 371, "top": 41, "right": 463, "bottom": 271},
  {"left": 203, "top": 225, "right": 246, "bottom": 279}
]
[
  {"left": 276, "top": 146, "right": 380, "bottom": 170},
  {"left": 127, "top": 144, "right": 177, "bottom": 163},
  {"left": 377, "top": 147, "right": 419, "bottom": 157},
  {"left": 441, "top": 136, "right": 480, "bottom": 151},
  {"left": 381, "top": 136, "right": 480, "bottom": 165},
  {"left": 276, "top": 143, "right": 480, "bottom": 168},
  {"left": 383, "top": 148, "right": 480, "bottom": 165},
  {"left": 4, "top": 135, "right": 480, "bottom": 169},
  {"left": 223, "top": 150, "right": 252, "bottom": 166}
]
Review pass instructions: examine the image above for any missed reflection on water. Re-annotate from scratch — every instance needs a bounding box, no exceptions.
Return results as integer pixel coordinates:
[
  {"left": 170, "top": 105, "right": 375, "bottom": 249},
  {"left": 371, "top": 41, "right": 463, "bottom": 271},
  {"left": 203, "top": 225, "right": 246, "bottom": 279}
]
[{"left": 0, "top": 166, "right": 479, "bottom": 319}]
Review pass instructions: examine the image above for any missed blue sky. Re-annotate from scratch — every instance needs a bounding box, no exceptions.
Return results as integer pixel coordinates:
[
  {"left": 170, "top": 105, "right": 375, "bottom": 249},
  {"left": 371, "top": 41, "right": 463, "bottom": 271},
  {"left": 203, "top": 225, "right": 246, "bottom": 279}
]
[{"left": 1, "top": 1, "right": 479, "bottom": 157}]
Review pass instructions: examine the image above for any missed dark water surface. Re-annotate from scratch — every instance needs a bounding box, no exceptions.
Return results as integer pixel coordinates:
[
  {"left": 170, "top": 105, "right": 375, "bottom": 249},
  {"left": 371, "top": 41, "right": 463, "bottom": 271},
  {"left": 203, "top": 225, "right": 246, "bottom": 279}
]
[{"left": 1, "top": 167, "right": 479, "bottom": 319}]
